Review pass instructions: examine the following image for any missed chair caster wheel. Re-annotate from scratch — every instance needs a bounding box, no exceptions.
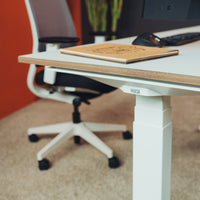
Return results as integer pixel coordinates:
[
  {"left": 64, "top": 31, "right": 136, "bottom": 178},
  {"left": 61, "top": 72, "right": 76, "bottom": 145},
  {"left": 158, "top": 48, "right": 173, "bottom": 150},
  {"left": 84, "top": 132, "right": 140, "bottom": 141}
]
[
  {"left": 38, "top": 159, "right": 50, "bottom": 170},
  {"left": 74, "top": 136, "right": 81, "bottom": 144},
  {"left": 109, "top": 156, "right": 120, "bottom": 168},
  {"left": 29, "top": 134, "right": 39, "bottom": 142},
  {"left": 123, "top": 131, "right": 132, "bottom": 140}
]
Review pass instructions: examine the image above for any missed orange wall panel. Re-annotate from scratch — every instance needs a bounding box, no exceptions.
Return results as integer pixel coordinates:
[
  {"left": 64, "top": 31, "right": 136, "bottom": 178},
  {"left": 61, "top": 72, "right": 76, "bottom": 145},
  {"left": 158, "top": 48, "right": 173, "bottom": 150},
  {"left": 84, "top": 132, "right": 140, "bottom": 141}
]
[
  {"left": 0, "top": 0, "right": 35, "bottom": 119},
  {"left": 0, "top": 0, "right": 81, "bottom": 119}
]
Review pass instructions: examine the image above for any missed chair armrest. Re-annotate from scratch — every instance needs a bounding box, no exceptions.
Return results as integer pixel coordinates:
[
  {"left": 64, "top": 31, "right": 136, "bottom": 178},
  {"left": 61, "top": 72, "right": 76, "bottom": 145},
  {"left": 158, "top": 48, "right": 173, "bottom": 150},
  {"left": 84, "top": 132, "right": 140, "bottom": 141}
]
[{"left": 39, "top": 37, "right": 80, "bottom": 43}]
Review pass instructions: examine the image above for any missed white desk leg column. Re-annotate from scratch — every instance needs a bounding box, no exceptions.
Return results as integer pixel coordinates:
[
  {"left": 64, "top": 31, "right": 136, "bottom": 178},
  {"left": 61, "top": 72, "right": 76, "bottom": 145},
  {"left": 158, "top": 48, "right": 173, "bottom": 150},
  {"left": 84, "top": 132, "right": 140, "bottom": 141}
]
[{"left": 133, "top": 96, "right": 172, "bottom": 200}]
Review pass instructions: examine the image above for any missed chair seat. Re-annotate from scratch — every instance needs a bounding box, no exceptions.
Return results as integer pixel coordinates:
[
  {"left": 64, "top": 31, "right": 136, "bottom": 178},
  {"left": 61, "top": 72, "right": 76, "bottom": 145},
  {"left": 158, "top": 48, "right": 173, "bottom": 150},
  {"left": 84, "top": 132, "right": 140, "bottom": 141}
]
[{"left": 35, "top": 70, "right": 117, "bottom": 99}]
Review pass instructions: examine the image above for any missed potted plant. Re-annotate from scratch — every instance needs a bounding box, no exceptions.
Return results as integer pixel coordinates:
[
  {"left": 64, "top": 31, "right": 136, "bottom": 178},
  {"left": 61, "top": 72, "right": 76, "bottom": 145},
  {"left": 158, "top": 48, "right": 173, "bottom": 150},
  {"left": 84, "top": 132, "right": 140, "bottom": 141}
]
[
  {"left": 110, "top": 0, "right": 123, "bottom": 40},
  {"left": 84, "top": 0, "right": 108, "bottom": 43},
  {"left": 84, "top": 0, "right": 123, "bottom": 43}
]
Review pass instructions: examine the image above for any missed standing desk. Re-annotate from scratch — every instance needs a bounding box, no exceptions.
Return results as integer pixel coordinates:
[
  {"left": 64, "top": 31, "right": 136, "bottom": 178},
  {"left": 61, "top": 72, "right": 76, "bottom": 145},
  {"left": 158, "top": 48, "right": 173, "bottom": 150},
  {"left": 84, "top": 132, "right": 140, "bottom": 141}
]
[{"left": 19, "top": 25, "right": 200, "bottom": 200}]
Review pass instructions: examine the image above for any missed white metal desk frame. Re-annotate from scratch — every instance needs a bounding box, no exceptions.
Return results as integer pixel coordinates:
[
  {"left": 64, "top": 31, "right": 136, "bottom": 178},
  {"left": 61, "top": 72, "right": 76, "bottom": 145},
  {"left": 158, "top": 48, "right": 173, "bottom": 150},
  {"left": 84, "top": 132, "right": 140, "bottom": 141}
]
[{"left": 19, "top": 26, "right": 200, "bottom": 200}]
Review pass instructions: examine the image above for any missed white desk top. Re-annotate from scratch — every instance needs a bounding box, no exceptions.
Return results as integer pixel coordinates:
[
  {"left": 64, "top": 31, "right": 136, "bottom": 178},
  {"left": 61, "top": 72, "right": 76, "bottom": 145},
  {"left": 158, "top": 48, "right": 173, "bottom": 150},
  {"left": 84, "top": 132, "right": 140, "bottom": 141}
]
[{"left": 19, "top": 25, "right": 200, "bottom": 86}]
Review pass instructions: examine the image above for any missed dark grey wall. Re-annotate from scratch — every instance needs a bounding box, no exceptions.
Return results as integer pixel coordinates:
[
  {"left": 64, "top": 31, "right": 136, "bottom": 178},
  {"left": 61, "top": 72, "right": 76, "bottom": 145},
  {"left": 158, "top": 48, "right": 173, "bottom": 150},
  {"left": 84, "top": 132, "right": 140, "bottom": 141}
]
[{"left": 81, "top": 0, "right": 200, "bottom": 44}]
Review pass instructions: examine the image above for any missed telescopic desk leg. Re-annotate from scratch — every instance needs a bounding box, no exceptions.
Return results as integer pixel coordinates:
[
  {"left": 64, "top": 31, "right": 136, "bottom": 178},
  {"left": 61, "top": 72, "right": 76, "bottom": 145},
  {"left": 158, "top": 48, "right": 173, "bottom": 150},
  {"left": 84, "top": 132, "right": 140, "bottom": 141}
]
[{"left": 133, "top": 96, "right": 172, "bottom": 200}]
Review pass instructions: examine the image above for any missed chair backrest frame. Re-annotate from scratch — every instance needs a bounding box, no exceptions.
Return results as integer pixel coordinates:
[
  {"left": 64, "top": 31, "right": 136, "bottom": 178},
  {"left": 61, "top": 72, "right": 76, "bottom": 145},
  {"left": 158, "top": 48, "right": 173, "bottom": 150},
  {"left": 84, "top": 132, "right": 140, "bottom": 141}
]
[{"left": 24, "top": 0, "right": 77, "bottom": 103}]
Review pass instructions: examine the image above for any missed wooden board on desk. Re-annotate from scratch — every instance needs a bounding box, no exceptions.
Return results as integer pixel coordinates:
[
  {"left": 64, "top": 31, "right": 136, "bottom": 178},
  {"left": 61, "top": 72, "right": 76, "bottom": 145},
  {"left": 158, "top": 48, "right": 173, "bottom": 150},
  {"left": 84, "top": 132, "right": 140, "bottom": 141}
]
[{"left": 60, "top": 43, "right": 179, "bottom": 63}]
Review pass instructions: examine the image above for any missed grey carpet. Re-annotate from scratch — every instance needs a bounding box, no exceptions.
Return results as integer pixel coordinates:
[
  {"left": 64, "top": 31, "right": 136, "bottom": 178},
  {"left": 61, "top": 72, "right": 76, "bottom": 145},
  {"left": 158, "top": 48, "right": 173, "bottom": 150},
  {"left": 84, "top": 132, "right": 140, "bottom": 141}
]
[{"left": 1, "top": 89, "right": 200, "bottom": 200}]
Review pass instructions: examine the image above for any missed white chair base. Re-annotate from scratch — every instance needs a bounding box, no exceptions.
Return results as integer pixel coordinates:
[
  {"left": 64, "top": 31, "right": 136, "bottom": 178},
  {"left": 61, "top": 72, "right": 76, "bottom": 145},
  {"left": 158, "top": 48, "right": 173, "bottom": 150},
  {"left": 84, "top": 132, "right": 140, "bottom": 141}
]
[{"left": 28, "top": 122, "right": 130, "bottom": 170}]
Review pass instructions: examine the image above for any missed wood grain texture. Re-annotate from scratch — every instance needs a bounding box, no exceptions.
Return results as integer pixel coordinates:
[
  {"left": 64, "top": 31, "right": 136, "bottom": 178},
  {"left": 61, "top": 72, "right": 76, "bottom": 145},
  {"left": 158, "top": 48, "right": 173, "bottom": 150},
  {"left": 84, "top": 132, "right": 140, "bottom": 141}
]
[{"left": 18, "top": 56, "right": 200, "bottom": 87}]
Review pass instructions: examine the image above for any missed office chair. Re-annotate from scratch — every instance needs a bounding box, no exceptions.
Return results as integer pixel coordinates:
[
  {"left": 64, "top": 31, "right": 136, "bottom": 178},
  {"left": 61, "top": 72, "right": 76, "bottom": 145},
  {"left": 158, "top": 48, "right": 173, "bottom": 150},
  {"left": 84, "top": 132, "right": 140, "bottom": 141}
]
[{"left": 25, "top": 0, "right": 132, "bottom": 170}]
